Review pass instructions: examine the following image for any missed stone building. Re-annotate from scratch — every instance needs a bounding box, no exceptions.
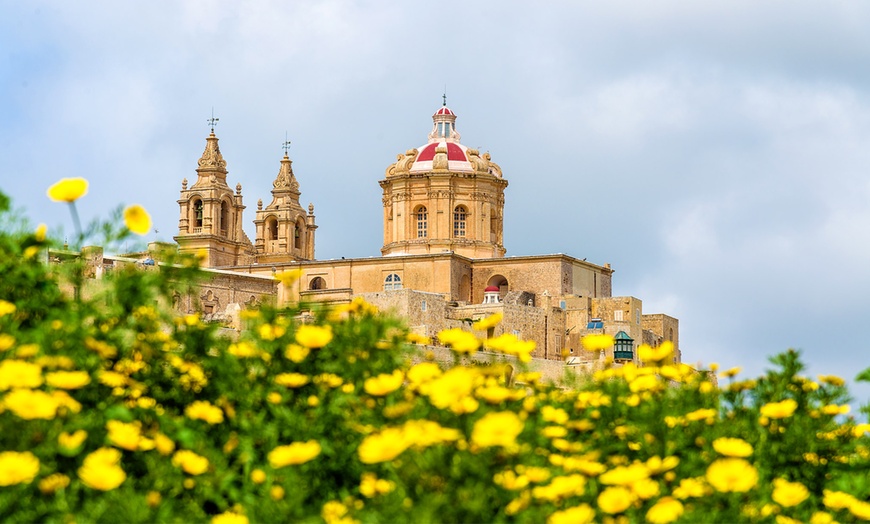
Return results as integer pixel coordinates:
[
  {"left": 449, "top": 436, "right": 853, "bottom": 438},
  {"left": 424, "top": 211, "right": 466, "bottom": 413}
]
[{"left": 165, "top": 102, "right": 680, "bottom": 365}]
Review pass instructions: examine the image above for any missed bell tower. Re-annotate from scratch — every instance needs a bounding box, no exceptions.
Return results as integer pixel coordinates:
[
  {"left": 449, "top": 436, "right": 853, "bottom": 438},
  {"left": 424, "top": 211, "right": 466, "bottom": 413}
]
[
  {"left": 253, "top": 143, "right": 317, "bottom": 262},
  {"left": 175, "top": 123, "right": 253, "bottom": 267},
  {"left": 380, "top": 102, "right": 507, "bottom": 258}
]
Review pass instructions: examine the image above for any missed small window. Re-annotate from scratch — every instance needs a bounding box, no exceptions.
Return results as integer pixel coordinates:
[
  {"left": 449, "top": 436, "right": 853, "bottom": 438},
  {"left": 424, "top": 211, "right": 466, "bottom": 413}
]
[
  {"left": 453, "top": 206, "right": 467, "bottom": 237},
  {"left": 512, "top": 330, "right": 521, "bottom": 337},
  {"left": 614, "top": 310, "right": 624, "bottom": 322},
  {"left": 559, "top": 300, "right": 566, "bottom": 310},
  {"left": 421, "top": 300, "right": 427, "bottom": 311},
  {"left": 415, "top": 206, "right": 428, "bottom": 238},
  {"left": 636, "top": 309, "right": 641, "bottom": 324},
  {"left": 384, "top": 273, "right": 402, "bottom": 291}
]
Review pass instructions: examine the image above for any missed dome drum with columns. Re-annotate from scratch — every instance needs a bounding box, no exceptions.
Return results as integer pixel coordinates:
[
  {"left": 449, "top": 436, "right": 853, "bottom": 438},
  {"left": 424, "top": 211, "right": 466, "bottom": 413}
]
[{"left": 381, "top": 104, "right": 507, "bottom": 259}]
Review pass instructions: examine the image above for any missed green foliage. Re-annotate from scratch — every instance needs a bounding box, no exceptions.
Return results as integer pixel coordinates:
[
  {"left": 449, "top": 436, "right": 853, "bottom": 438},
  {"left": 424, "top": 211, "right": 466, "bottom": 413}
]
[{"left": 2, "top": 189, "right": 870, "bottom": 523}]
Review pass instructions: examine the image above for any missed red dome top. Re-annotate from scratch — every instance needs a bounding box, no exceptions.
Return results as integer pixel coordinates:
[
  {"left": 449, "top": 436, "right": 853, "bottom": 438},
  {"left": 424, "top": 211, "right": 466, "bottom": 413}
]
[
  {"left": 484, "top": 285, "right": 500, "bottom": 292},
  {"left": 434, "top": 106, "right": 455, "bottom": 116},
  {"left": 416, "top": 141, "right": 467, "bottom": 162}
]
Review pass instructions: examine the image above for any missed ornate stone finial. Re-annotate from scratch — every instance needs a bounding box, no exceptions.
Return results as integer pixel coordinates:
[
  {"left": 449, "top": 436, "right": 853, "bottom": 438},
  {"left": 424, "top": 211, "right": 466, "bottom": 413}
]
[
  {"left": 236, "top": 183, "right": 242, "bottom": 195},
  {"left": 273, "top": 154, "right": 298, "bottom": 191},
  {"left": 197, "top": 133, "right": 227, "bottom": 169},
  {"left": 308, "top": 203, "right": 314, "bottom": 214},
  {"left": 257, "top": 199, "right": 263, "bottom": 210},
  {"left": 182, "top": 178, "right": 188, "bottom": 190}
]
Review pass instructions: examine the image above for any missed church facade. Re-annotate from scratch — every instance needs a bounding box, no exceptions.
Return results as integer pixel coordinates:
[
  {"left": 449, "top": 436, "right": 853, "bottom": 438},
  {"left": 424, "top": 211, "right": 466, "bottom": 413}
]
[{"left": 171, "top": 104, "right": 680, "bottom": 365}]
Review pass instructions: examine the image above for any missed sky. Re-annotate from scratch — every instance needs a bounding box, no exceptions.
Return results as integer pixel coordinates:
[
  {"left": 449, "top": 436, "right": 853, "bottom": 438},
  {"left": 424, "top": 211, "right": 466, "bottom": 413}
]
[{"left": 3, "top": 1, "right": 870, "bottom": 406}]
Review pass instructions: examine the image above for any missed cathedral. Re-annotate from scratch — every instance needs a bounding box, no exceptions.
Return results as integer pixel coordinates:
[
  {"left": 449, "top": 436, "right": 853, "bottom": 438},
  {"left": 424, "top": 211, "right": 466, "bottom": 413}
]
[{"left": 169, "top": 103, "right": 681, "bottom": 365}]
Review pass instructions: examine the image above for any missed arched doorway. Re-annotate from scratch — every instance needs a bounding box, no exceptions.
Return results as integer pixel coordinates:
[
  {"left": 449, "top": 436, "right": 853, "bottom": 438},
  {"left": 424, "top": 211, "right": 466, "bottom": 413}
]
[{"left": 487, "top": 274, "right": 508, "bottom": 301}]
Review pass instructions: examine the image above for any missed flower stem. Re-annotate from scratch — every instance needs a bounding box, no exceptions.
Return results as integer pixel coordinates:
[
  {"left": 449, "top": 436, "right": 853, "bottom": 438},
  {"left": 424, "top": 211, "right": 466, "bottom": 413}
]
[{"left": 67, "top": 202, "right": 82, "bottom": 246}]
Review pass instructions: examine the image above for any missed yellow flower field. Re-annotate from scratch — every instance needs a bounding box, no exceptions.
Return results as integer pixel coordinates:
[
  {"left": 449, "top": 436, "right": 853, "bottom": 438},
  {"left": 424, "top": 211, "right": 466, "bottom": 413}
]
[{"left": 2, "top": 184, "right": 870, "bottom": 522}]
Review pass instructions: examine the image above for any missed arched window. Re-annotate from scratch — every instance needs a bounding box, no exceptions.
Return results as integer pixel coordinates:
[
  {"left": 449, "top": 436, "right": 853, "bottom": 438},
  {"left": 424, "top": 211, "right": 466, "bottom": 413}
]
[
  {"left": 453, "top": 206, "right": 467, "bottom": 237},
  {"left": 309, "top": 277, "right": 326, "bottom": 290},
  {"left": 193, "top": 199, "right": 204, "bottom": 229},
  {"left": 415, "top": 206, "right": 427, "bottom": 238},
  {"left": 266, "top": 217, "right": 278, "bottom": 241},
  {"left": 384, "top": 273, "right": 402, "bottom": 291},
  {"left": 295, "top": 220, "right": 304, "bottom": 249},
  {"left": 220, "top": 201, "right": 229, "bottom": 236}
]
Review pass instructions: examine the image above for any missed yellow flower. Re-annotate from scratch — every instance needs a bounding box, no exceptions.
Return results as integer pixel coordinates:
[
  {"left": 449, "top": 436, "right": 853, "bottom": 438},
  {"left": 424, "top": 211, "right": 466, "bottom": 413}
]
[
  {"left": 532, "top": 475, "right": 587, "bottom": 501},
  {"left": 541, "top": 405, "right": 570, "bottom": 424},
  {"left": 673, "top": 477, "right": 708, "bottom": 499},
  {"left": 155, "top": 433, "right": 175, "bottom": 455},
  {"left": 46, "top": 177, "right": 88, "bottom": 202},
  {"left": 123, "top": 204, "right": 152, "bottom": 235},
  {"left": 172, "top": 450, "right": 209, "bottom": 475},
  {"left": 269, "top": 484, "right": 286, "bottom": 500},
  {"left": 4, "top": 388, "right": 59, "bottom": 419},
  {"left": 581, "top": 334, "right": 613, "bottom": 351},
  {"left": 251, "top": 469, "right": 266, "bottom": 484},
  {"left": 98, "top": 370, "right": 129, "bottom": 388},
  {"left": 185, "top": 400, "right": 224, "bottom": 424},
  {"left": 268, "top": 440, "right": 322, "bottom": 468},
  {"left": 211, "top": 511, "right": 249, "bottom": 524},
  {"left": 0, "top": 300, "right": 15, "bottom": 317},
  {"left": 284, "top": 343, "right": 310, "bottom": 363},
  {"left": 637, "top": 341, "right": 674, "bottom": 363},
  {"left": 473, "top": 312, "right": 503, "bottom": 331},
  {"left": 597, "top": 485, "right": 633, "bottom": 514},
  {"left": 423, "top": 366, "right": 478, "bottom": 410},
  {"left": 38, "top": 473, "right": 70, "bottom": 494},
  {"left": 359, "top": 472, "right": 396, "bottom": 498},
  {"left": 258, "top": 323, "right": 286, "bottom": 341},
  {"left": 600, "top": 463, "right": 650, "bottom": 486},
  {"left": 547, "top": 504, "right": 595, "bottom": 524},
  {"left": 850, "top": 500, "right": 870, "bottom": 520},
  {"left": 821, "top": 403, "right": 850, "bottom": 416},
  {"left": 817, "top": 375, "right": 845, "bottom": 387},
  {"left": 106, "top": 420, "right": 143, "bottom": 451},
  {"left": 810, "top": 511, "right": 835, "bottom": 524},
  {"left": 760, "top": 399, "right": 798, "bottom": 419},
  {"left": 275, "top": 372, "right": 310, "bottom": 388},
  {"left": 406, "top": 332, "right": 431, "bottom": 345},
  {"left": 775, "top": 516, "right": 802, "bottom": 524},
  {"left": 58, "top": 429, "right": 88, "bottom": 452},
  {"left": 684, "top": 408, "right": 717, "bottom": 422},
  {"left": 78, "top": 448, "right": 126, "bottom": 490},
  {"left": 823, "top": 489, "right": 856, "bottom": 510},
  {"left": 45, "top": 370, "right": 91, "bottom": 389},
  {"left": 364, "top": 370, "right": 404, "bottom": 396},
  {"left": 772, "top": 478, "right": 809, "bottom": 507},
  {"left": 228, "top": 341, "right": 258, "bottom": 357},
  {"left": 358, "top": 428, "right": 409, "bottom": 464},
  {"left": 437, "top": 328, "right": 481, "bottom": 354},
  {"left": 0, "top": 334, "right": 14, "bottom": 352},
  {"left": 275, "top": 268, "right": 303, "bottom": 285},
  {"left": 407, "top": 362, "right": 442, "bottom": 387},
  {"left": 646, "top": 497, "right": 684, "bottom": 523},
  {"left": 322, "top": 501, "right": 350, "bottom": 524},
  {"left": 295, "top": 325, "right": 333, "bottom": 348},
  {"left": 0, "top": 360, "right": 43, "bottom": 390},
  {"left": 471, "top": 411, "right": 524, "bottom": 449},
  {"left": 705, "top": 458, "right": 758, "bottom": 493},
  {"left": 712, "top": 437, "right": 753, "bottom": 458},
  {"left": 0, "top": 451, "right": 40, "bottom": 486}
]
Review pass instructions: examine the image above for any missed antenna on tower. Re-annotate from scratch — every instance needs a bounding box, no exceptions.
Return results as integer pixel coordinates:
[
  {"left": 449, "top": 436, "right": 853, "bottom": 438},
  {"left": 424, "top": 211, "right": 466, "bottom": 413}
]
[
  {"left": 208, "top": 107, "right": 219, "bottom": 133},
  {"left": 282, "top": 132, "right": 291, "bottom": 156}
]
